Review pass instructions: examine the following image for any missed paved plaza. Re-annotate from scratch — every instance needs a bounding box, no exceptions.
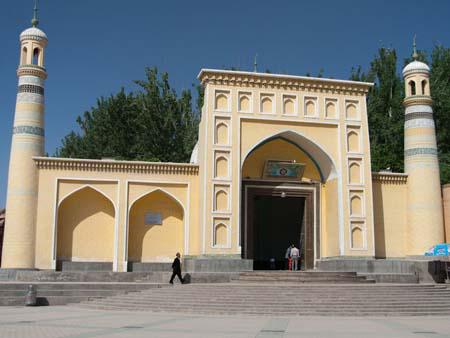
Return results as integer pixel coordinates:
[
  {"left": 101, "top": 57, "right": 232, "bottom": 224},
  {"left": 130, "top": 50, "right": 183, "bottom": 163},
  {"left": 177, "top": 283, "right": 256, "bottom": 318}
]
[{"left": 0, "top": 306, "right": 449, "bottom": 338}]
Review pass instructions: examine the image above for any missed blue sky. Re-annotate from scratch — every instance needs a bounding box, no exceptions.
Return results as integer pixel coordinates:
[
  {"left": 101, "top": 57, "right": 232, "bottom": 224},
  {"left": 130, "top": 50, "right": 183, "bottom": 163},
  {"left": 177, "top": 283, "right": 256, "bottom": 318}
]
[{"left": 1, "top": 0, "right": 449, "bottom": 208}]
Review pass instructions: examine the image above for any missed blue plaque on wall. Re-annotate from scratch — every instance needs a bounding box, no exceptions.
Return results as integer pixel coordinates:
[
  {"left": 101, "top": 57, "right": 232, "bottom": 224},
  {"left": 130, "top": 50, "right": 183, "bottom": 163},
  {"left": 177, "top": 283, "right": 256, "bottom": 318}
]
[{"left": 263, "top": 160, "right": 306, "bottom": 180}]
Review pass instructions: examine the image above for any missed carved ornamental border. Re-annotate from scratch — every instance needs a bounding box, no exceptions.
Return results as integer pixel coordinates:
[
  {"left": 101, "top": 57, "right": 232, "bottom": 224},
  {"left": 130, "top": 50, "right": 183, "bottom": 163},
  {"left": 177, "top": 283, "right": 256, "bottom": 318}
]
[
  {"left": 372, "top": 172, "right": 408, "bottom": 184},
  {"left": 34, "top": 157, "right": 199, "bottom": 175},
  {"left": 198, "top": 69, "right": 373, "bottom": 96}
]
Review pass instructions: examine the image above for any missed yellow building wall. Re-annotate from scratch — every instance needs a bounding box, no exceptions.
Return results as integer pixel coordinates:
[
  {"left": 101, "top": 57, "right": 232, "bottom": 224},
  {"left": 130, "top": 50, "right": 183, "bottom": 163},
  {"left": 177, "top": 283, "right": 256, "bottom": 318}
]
[
  {"left": 57, "top": 187, "right": 115, "bottom": 261},
  {"left": 444, "top": 184, "right": 450, "bottom": 243},
  {"left": 128, "top": 190, "right": 183, "bottom": 262},
  {"left": 33, "top": 159, "right": 200, "bottom": 271},
  {"left": 372, "top": 175, "right": 407, "bottom": 258},
  {"left": 322, "top": 178, "right": 340, "bottom": 257}
]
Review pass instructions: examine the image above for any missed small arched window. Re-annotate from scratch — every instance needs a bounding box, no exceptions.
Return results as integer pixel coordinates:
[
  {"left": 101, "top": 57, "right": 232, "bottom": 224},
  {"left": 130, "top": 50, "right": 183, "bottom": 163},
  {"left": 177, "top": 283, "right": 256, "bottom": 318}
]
[
  {"left": 21, "top": 47, "right": 28, "bottom": 64},
  {"left": 32, "top": 48, "right": 40, "bottom": 65},
  {"left": 421, "top": 80, "right": 427, "bottom": 95},
  {"left": 409, "top": 80, "right": 416, "bottom": 96}
]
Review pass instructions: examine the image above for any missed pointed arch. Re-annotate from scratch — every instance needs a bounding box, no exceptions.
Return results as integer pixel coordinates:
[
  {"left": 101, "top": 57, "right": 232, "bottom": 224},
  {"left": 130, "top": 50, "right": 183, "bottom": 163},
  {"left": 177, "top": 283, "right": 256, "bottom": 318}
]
[
  {"left": 242, "top": 130, "right": 338, "bottom": 182},
  {"left": 56, "top": 186, "right": 116, "bottom": 264},
  {"left": 409, "top": 80, "right": 416, "bottom": 96},
  {"left": 215, "top": 189, "right": 228, "bottom": 211},
  {"left": 214, "top": 223, "right": 228, "bottom": 247},
  {"left": 21, "top": 47, "right": 28, "bottom": 65},
  {"left": 127, "top": 188, "right": 185, "bottom": 263}
]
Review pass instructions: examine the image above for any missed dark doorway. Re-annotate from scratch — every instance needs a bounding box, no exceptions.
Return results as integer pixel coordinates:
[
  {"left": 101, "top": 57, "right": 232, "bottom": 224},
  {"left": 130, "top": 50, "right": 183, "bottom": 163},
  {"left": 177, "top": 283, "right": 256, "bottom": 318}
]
[
  {"left": 242, "top": 181, "right": 319, "bottom": 270},
  {"left": 253, "top": 196, "right": 305, "bottom": 270}
]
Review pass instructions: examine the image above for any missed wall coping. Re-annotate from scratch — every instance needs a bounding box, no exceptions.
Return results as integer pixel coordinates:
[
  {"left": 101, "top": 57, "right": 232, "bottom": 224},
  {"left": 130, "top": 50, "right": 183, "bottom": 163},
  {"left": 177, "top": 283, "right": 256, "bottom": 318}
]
[
  {"left": 372, "top": 172, "right": 408, "bottom": 184},
  {"left": 33, "top": 157, "right": 199, "bottom": 175},
  {"left": 198, "top": 69, "right": 373, "bottom": 96}
]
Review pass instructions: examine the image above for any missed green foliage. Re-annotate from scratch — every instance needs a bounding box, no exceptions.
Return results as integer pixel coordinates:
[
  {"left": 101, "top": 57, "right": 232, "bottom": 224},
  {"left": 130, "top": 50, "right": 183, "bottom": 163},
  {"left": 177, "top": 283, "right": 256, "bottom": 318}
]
[
  {"left": 351, "top": 48, "right": 405, "bottom": 173},
  {"left": 352, "top": 46, "right": 450, "bottom": 183},
  {"left": 430, "top": 46, "right": 450, "bottom": 183},
  {"left": 55, "top": 68, "right": 200, "bottom": 163}
]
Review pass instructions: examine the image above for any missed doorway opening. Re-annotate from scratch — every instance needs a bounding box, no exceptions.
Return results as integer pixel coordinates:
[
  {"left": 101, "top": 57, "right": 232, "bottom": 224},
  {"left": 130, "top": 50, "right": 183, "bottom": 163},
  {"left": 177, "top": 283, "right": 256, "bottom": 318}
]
[
  {"left": 241, "top": 182, "right": 319, "bottom": 270},
  {"left": 253, "top": 195, "right": 305, "bottom": 270}
]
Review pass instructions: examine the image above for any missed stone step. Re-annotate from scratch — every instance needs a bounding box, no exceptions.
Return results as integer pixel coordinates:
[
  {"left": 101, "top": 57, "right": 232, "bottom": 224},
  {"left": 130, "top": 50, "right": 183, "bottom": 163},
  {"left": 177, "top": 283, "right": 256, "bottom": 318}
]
[
  {"left": 77, "top": 303, "right": 450, "bottom": 314},
  {"left": 0, "top": 282, "right": 165, "bottom": 291},
  {"left": 0, "top": 282, "right": 167, "bottom": 306},
  {"left": 75, "top": 283, "right": 450, "bottom": 316},
  {"left": 89, "top": 297, "right": 450, "bottom": 307}
]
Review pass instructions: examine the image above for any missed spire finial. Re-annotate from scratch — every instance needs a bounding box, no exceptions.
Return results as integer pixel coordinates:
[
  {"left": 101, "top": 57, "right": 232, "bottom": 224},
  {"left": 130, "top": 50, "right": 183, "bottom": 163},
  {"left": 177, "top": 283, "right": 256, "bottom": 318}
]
[
  {"left": 31, "top": 0, "right": 39, "bottom": 27},
  {"left": 253, "top": 53, "right": 258, "bottom": 73},
  {"left": 412, "top": 34, "right": 418, "bottom": 60}
]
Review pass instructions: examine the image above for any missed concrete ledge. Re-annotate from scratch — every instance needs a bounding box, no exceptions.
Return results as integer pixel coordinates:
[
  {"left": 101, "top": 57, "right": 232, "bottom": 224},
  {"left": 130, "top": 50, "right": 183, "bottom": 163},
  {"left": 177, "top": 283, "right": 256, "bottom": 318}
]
[
  {"left": 357, "top": 273, "right": 419, "bottom": 283},
  {"left": 57, "top": 261, "right": 113, "bottom": 272},
  {"left": 127, "top": 262, "right": 171, "bottom": 272},
  {"left": 317, "top": 259, "right": 447, "bottom": 283},
  {"left": 183, "top": 258, "right": 253, "bottom": 272}
]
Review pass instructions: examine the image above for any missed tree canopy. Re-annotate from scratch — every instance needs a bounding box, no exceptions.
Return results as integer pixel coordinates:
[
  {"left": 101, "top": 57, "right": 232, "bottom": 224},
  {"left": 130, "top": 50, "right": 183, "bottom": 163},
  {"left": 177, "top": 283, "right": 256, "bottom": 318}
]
[{"left": 55, "top": 68, "right": 201, "bottom": 163}]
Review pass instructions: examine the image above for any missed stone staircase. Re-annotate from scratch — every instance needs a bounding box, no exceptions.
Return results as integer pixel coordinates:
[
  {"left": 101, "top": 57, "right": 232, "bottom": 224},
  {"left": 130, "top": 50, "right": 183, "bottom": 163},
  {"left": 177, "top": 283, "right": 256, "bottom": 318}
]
[
  {"left": 75, "top": 283, "right": 450, "bottom": 316},
  {"left": 0, "top": 282, "right": 166, "bottom": 306},
  {"left": 235, "top": 271, "right": 375, "bottom": 283}
]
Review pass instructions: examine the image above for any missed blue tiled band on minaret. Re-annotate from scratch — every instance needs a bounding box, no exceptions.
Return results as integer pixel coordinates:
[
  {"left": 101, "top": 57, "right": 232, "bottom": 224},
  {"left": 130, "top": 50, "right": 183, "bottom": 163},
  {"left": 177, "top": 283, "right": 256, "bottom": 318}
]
[
  {"left": 12, "top": 125, "right": 45, "bottom": 136},
  {"left": 404, "top": 147, "right": 438, "bottom": 157}
]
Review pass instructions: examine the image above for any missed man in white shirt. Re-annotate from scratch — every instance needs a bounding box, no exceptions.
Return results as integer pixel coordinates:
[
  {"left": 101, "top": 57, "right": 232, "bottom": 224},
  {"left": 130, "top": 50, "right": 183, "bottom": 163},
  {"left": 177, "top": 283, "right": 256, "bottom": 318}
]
[{"left": 290, "top": 245, "right": 300, "bottom": 271}]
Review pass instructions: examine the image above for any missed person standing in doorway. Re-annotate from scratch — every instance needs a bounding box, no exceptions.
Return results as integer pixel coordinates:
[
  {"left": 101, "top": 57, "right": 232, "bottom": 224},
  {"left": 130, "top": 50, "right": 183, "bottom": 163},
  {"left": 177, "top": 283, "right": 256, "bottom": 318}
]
[
  {"left": 169, "top": 252, "right": 184, "bottom": 284},
  {"left": 290, "top": 245, "right": 300, "bottom": 271},
  {"left": 284, "top": 245, "right": 292, "bottom": 270}
]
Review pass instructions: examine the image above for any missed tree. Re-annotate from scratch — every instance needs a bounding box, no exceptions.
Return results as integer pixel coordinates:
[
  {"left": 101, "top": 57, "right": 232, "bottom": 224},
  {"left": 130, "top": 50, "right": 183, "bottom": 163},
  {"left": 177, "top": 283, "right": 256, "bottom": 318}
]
[
  {"left": 430, "top": 46, "right": 450, "bottom": 183},
  {"left": 351, "top": 48, "right": 405, "bottom": 173},
  {"left": 55, "top": 68, "right": 200, "bottom": 163}
]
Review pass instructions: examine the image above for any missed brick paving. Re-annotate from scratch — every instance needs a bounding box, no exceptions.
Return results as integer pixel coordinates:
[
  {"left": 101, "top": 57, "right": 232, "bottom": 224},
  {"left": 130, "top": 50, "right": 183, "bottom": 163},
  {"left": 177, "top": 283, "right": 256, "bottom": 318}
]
[{"left": 0, "top": 306, "right": 449, "bottom": 337}]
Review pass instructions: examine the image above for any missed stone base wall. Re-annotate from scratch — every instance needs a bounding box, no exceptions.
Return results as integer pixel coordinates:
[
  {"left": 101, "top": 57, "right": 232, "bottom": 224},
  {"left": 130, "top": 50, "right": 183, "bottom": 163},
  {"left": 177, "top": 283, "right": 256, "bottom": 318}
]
[{"left": 317, "top": 258, "right": 448, "bottom": 283}]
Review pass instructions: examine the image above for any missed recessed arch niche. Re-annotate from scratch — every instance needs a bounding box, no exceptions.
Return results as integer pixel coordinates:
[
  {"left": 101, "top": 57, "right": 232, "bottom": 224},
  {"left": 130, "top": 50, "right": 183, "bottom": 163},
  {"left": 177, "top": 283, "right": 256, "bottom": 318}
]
[
  {"left": 350, "top": 194, "right": 362, "bottom": 216},
  {"left": 349, "top": 161, "right": 361, "bottom": 184},
  {"left": 215, "top": 92, "right": 229, "bottom": 111},
  {"left": 215, "top": 155, "right": 229, "bottom": 178},
  {"left": 128, "top": 189, "right": 184, "bottom": 262},
  {"left": 351, "top": 223, "right": 365, "bottom": 249},
  {"left": 57, "top": 186, "right": 115, "bottom": 263},
  {"left": 215, "top": 189, "right": 228, "bottom": 211},
  {"left": 283, "top": 96, "right": 296, "bottom": 115},
  {"left": 325, "top": 100, "right": 336, "bottom": 118},
  {"left": 261, "top": 95, "right": 273, "bottom": 113},
  {"left": 347, "top": 131, "right": 359, "bottom": 153},
  {"left": 242, "top": 138, "right": 322, "bottom": 182},
  {"left": 215, "top": 122, "right": 229, "bottom": 145},
  {"left": 239, "top": 93, "right": 251, "bottom": 112},
  {"left": 305, "top": 99, "right": 316, "bottom": 116},
  {"left": 346, "top": 102, "right": 358, "bottom": 119},
  {"left": 214, "top": 222, "right": 228, "bottom": 247}
]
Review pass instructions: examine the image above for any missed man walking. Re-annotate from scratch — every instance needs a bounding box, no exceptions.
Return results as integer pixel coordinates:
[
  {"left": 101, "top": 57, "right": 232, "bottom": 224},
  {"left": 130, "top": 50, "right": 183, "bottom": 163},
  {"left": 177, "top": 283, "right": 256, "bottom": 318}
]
[
  {"left": 290, "top": 245, "right": 300, "bottom": 271},
  {"left": 169, "top": 252, "right": 184, "bottom": 284}
]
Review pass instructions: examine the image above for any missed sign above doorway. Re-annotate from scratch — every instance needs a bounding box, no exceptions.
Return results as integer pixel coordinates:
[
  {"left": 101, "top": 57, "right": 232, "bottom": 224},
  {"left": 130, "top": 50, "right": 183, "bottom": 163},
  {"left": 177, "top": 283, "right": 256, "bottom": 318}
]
[{"left": 263, "top": 160, "right": 305, "bottom": 180}]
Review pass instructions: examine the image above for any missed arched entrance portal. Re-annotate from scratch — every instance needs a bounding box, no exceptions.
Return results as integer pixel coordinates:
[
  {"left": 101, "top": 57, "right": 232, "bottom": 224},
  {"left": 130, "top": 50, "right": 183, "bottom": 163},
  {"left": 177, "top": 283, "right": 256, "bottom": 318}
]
[{"left": 241, "top": 133, "right": 335, "bottom": 270}]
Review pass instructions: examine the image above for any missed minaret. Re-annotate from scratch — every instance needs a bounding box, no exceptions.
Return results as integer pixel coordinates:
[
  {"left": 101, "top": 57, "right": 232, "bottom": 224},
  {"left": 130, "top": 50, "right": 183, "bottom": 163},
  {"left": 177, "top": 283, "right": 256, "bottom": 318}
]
[
  {"left": 403, "top": 37, "right": 444, "bottom": 255},
  {"left": 2, "top": 2, "right": 48, "bottom": 268}
]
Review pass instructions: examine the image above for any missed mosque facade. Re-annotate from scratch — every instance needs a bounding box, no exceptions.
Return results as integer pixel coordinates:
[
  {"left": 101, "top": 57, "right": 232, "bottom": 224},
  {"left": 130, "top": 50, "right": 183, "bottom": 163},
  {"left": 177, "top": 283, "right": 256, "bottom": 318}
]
[{"left": 1, "top": 18, "right": 447, "bottom": 272}]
